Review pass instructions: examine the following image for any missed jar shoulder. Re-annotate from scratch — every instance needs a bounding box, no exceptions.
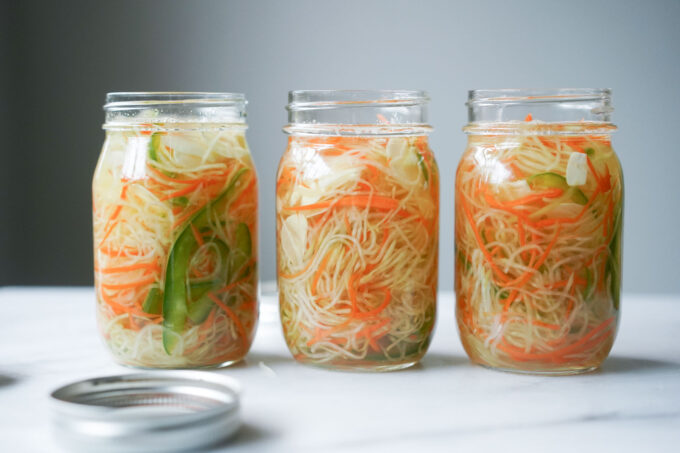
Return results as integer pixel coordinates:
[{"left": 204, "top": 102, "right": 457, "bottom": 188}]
[
  {"left": 94, "top": 129, "right": 256, "bottom": 185},
  {"left": 456, "top": 136, "right": 622, "bottom": 190}
]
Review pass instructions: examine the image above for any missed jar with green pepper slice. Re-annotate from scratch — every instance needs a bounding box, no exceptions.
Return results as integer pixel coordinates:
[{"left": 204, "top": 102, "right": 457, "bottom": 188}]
[{"left": 93, "top": 93, "right": 259, "bottom": 368}]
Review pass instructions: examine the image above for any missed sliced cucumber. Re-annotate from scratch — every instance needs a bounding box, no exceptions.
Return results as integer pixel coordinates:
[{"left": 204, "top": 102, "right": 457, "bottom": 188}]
[
  {"left": 527, "top": 172, "right": 588, "bottom": 205},
  {"left": 148, "top": 133, "right": 162, "bottom": 162},
  {"left": 416, "top": 151, "right": 429, "bottom": 183}
]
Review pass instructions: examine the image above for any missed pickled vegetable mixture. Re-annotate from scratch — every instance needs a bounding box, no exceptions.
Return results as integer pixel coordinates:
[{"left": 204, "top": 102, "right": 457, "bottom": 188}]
[
  {"left": 277, "top": 135, "right": 438, "bottom": 369},
  {"left": 93, "top": 125, "right": 258, "bottom": 367},
  {"left": 456, "top": 124, "right": 622, "bottom": 372}
]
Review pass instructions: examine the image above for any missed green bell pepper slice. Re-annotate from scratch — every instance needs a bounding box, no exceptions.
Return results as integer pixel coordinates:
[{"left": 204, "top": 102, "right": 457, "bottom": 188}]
[
  {"left": 187, "top": 239, "right": 231, "bottom": 324},
  {"left": 228, "top": 222, "right": 252, "bottom": 278},
  {"left": 142, "top": 286, "right": 163, "bottom": 315},
  {"left": 162, "top": 168, "right": 248, "bottom": 354}
]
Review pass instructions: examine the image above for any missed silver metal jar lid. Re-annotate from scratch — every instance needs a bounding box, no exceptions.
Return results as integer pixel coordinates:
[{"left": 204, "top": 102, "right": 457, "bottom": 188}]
[{"left": 50, "top": 371, "right": 241, "bottom": 452}]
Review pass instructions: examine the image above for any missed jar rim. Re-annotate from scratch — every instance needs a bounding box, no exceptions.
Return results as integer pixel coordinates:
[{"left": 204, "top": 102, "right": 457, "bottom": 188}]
[
  {"left": 104, "top": 92, "right": 246, "bottom": 110},
  {"left": 467, "top": 88, "right": 611, "bottom": 106},
  {"left": 103, "top": 92, "right": 247, "bottom": 127},
  {"left": 287, "top": 90, "right": 429, "bottom": 111}
]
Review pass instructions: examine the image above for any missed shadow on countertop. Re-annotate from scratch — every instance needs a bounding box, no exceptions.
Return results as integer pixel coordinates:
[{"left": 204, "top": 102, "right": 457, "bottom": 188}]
[
  {"left": 413, "top": 353, "right": 471, "bottom": 370},
  {"left": 599, "top": 356, "right": 680, "bottom": 375},
  {"left": 0, "top": 373, "right": 19, "bottom": 390},
  {"left": 206, "top": 423, "right": 278, "bottom": 451}
]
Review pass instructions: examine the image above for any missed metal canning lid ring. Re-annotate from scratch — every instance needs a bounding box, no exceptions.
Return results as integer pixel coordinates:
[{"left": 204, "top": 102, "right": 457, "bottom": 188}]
[{"left": 49, "top": 371, "right": 241, "bottom": 453}]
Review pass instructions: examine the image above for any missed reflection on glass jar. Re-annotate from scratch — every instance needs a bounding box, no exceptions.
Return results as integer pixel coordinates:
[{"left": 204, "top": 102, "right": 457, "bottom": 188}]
[
  {"left": 455, "top": 89, "right": 623, "bottom": 374},
  {"left": 93, "top": 93, "right": 258, "bottom": 368},
  {"left": 277, "top": 90, "right": 439, "bottom": 371}
]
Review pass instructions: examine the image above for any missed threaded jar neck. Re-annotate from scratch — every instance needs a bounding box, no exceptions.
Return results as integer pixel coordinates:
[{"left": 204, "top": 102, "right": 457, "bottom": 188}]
[
  {"left": 465, "top": 88, "right": 615, "bottom": 135},
  {"left": 103, "top": 92, "right": 247, "bottom": 130},
  {"left": 285, "top": 90, "right": 432, "bottom": 136}
]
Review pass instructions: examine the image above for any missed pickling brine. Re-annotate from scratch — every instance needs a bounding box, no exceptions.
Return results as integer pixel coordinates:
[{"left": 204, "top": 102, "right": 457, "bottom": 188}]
[
  {"left": 93, "top": 93, "right": 258, "bottom": 368},
  {"left": 456, "top": 89, "right": 623, "bottom": 374},
  {"left": 277, "top": 90, "right": 439, "bottom": 371}
]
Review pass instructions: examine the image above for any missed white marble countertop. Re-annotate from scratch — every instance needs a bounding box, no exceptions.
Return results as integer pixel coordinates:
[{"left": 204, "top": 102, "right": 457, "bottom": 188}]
[{"left": 0, "top": 287, "right": 678, "bottom": 452}]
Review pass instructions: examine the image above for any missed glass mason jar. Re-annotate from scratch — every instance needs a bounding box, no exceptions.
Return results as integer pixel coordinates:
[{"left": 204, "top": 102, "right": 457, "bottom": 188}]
[
  {"left": 93, "top": 92, "right": 259, "bottom": 368},
  {"left": 277, "top": 90, "right": 439, "bottom": 371},
  {"left": 455, "top": 89, "right": 623, "bottom": 374}
]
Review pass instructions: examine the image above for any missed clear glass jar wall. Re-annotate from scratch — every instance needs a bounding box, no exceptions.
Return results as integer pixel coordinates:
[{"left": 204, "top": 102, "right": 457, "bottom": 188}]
[
  {"left": 93, "top": 92, "right": 259, "bottom": 368},
  {"left": 455, "top": 89, "right": 623, "bottom": 374},
  {"left": 277, "top": 90, "right": 439, "bottom": 371}
]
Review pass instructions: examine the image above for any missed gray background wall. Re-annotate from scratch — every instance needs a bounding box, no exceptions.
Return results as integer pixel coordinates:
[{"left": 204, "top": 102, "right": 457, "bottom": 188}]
[{"left": 1, "top": 0, "right": 678, "bottom": 293}]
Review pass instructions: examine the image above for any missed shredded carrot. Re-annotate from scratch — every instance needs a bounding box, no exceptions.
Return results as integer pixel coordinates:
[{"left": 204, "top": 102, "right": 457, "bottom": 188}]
[
  {"left": 97, "top": 185, "right": 129, "bottom": 249},
  {"left": 548, "top": 276, "right": 587, "bottom": 289},
  {"left": 503, "top": 188, "right": 564, "bottom": 208},
  {"left": 460, "top": 195, "right": 510, "bottom": 283},
  {"left": 286, "top": 195, "right": 405, "bottom": 215},
  {"left": 538, "top": 137, "right": 558, "bottom": 150},
  {"left": 357, "top": 317, "right": 391, "bottom": 351},
  {"left": 307, "top": 319, "right": 352, "bottom": 346},
  {"left": 172, "top": 204, "right": 204, "bottom": 229},
  {"left": 230, "top": 174, "right": 257, "bottom": 211},
  {"left": 159, "top": 183, "right": 200, "bottom": 201},
  {"left": 531, "top": 319, "right": 560, "bottom": 331},
  {"left": 96, "top": 261, "right": 160, "bottom": 274},
  {"left": 97, "top": 217, "right": 120, "bottom": 249},
  {"left": 563, "top": 137, "right": 586, "bottom": 152},
  {"left": 365, "top": 164, "right": 380, "bottom": 181},
  {"left": 318, "top": 148, "right": 346, "bottom": 157},
  {"left": 507, "top": 225, "right": 562, "bottom": 288},
  {"left": 509, "top": 162, "right": 524, "bottom": 178},
  {"left": 343, "top": 213, "right": 352, "bottom": 233},
  {"left": 99, "top": 290, "right": 159, "bottom": 318},
  {"left": 534, "top": 188, "right": 601, "bottom": 228},
  {"left": 482, "top": 186, "right": 531, "bottom": 223},
  {"left": 524, "top": 114, "right": 533, "bottom": 122},
  {"left": 190, "top": 224, "right": 204, "bottom": 246},
  {"left": 347, "top": 272, "right": 360, "bottom": 313},
  {"left": 497, "top": 316, "right": 615, "bottom": 361},
  {"left": 101, "top": 275, "right": 157, "bottom": 290},
  {"left": 502, "top": 226, "right": 561, "bottom": 312},
  {"left": 207, "top": 293, "right": 248, "bottom": 348},
  {"left": 238, "top": 300, "right": 256, "bottom": 312},
  {"left": 98, "top": 246, "right": 142, "bottom": 257},
  {"left": 352, "top": 288, "right": 391, "bottom": 319},
  {"left": 517, "top": 219, "right": 528, "bottom": 262},
  {"left": 147, "top": 164, "right": 226, "bottom": 185}
]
